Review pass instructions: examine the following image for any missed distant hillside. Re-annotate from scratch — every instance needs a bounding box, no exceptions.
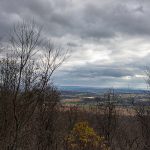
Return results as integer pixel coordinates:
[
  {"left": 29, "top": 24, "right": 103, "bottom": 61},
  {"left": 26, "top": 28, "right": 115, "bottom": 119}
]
[{"left": 58, "top": 86, "right": 148, "bottom": 94}]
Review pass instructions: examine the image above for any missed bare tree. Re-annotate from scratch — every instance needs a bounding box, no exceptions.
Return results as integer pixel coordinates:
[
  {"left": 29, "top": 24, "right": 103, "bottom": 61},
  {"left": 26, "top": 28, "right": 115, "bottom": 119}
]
[
  {"left": 134, "top": 69, "right": 150, "bottom": 150},
  {"left": 95, "top": 89, "right": 118, "bottom": 148},
  {"left": 0, "top": 20, "right": 68, "bottom": 150}
]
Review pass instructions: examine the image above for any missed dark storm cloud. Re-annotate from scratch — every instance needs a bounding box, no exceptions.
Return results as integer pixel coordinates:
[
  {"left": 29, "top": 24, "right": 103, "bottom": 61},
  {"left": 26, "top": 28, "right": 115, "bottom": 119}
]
[
  {"left": 62, "top": 65, "right": 135, "bottom": 78},
  {"left": 1, "top": 0, "right": 150, "bottom": 39}
]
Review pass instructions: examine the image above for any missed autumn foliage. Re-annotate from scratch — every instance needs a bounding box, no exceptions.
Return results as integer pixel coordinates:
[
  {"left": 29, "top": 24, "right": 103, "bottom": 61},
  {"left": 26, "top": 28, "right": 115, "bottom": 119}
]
[{"left": 66, "top": 121, "right": 109, "bottom": 150}]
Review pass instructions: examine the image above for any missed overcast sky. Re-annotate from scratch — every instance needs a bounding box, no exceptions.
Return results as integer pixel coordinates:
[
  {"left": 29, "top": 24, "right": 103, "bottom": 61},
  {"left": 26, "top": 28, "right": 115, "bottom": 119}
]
[{"left": 0, "top": 0, "right": 150, "bottom": 89}]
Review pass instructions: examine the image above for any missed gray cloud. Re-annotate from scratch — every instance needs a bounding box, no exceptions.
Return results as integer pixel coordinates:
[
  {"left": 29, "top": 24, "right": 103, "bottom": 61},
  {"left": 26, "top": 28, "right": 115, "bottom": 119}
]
[
  {"left": 0, "top": 0, "right": 150, "bottom": 88},
  {"left": 1, "top": 0, "right": 150, "bottom": 39},
  {"left": 65, "top": 66, "right": 134, "bottom": 78}
]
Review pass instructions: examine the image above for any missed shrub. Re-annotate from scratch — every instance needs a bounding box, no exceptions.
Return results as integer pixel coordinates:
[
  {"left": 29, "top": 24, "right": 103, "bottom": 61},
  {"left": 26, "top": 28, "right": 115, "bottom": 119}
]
[{"left": 66, "top": 121, "right": 109, "bottom": 150}]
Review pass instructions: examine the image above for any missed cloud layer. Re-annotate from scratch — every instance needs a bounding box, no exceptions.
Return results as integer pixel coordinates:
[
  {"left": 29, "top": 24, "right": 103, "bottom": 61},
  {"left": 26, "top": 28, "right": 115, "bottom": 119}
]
[{"left": 0, "top": 0, "right": 150, "bottom": 88}]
